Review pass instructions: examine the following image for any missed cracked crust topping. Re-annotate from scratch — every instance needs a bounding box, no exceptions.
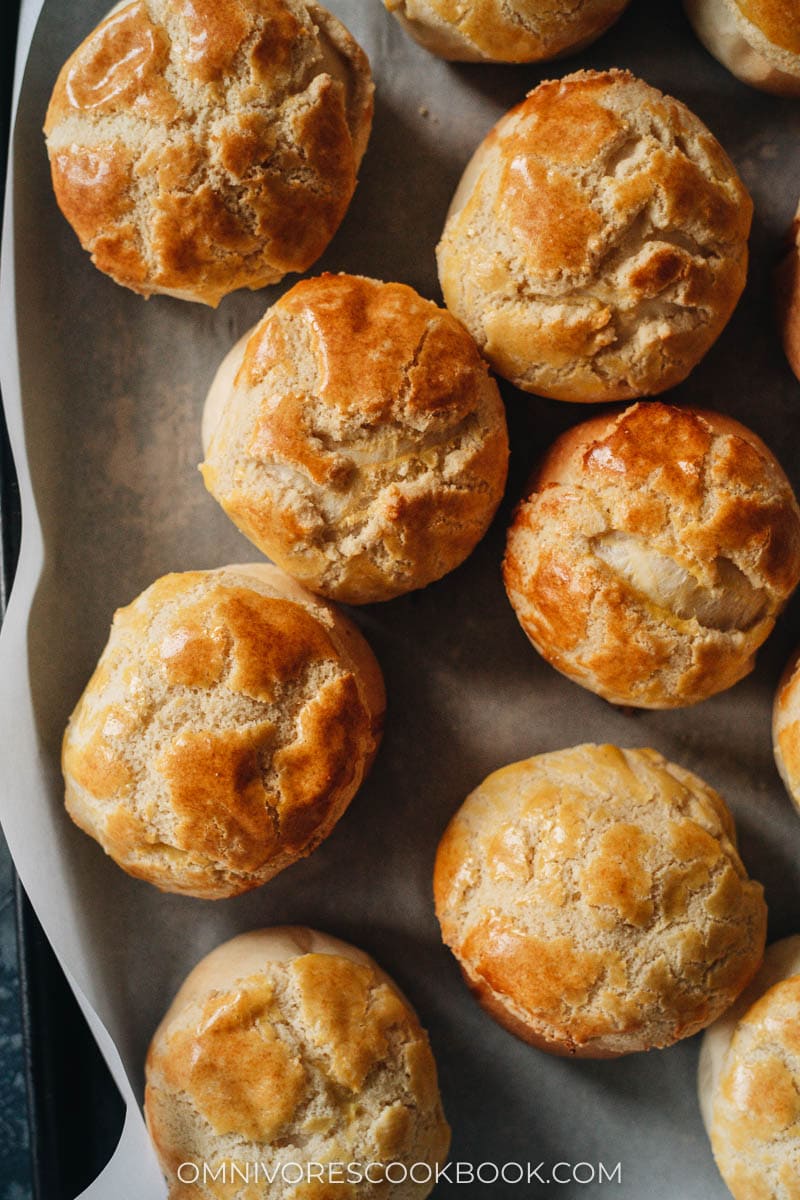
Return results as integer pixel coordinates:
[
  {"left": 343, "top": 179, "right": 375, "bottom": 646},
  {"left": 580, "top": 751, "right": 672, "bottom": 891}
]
[
  {"left": 437, "top": 69, "right": 752, "bottom": 402},
  {"left": 701, "top": 937, "right": 800, "bottom": 1200},
  {"left": 201, "top": 274, "right": 510, "bottom": 605},
  {"left": 713, "top": 978, "right": 800, "bottom": 1198},
  {"left": 44, "top": 0, "right": 374, "bottom": 305},
  {"left": 434, "top": 745, "right": 767, "bottom": 1058},
  {"left": 736, "top": 0, "right": 800, "bottom": 52},
  {"left": 145, "top": 928, "right": 451, "bottom": 1200},
  {"left": 61, "top": 565, "right": 385, "bottom": 898},
  {"left": 685, "top": 0, "right": 800, "bottom": 97},
  {"left": 503, "top": 403, "right": 800, "bottom": 709},
  {"left": 383, "top": 0, "right": 631, "bottom": 63}
]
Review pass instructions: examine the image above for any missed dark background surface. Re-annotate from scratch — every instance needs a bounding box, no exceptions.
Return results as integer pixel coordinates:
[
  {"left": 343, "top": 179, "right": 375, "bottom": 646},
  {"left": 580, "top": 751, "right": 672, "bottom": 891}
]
[
  {"left": 1, "top": 1, "right": 125, "bottom": 1197},
  {"left": 0, "top": 1, "right": 30, "bottom": 1186}
]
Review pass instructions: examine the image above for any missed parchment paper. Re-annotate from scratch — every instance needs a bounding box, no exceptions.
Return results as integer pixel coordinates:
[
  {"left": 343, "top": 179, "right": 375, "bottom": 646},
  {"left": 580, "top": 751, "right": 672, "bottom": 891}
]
[{"left": 3, "top": 1, "right": 800, "bottom": 1196}]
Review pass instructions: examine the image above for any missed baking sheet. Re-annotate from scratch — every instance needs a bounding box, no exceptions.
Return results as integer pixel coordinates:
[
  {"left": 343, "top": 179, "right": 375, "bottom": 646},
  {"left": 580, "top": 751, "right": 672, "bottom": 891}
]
[{"left": 3, "top": 1, "right": 800, "bottom": 1196}]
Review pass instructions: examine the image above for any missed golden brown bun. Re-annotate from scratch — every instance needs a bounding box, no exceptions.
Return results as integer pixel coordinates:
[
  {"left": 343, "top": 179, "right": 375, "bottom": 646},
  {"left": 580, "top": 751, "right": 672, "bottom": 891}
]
[
  {"left": 772, "top": 645, "right": 800, "bottom": 814},
  {"left": 685, "top": 0, "right": 800, "bottom": 95},
  {"left": 145, "top": 927, "right": 451, "bottom": 1199},
  {"left": 437, "top": 69, "right": 752, "bottom": 402},
  {"left": 777, "top": 199, "right": 800, "bottom": 384},
  {"left": 383, "top": 0, "right": 631, "bottom": 63},
  {"left": 201, "top": 274, "right": 510, "bottom": 605},
  {"left": 503, "top": 403, "right": 800, "bottom": 709},
  {"left": 434, "top": 745, "right": 767, "bottom": 1058},
  {"left": 44, "top": 0, "right": 373, "bottom": 306},
  {"left": 699, "top": 936, "right": 800, "bottom": 1200},
  {"left": 62, "top": 564, "right": 385, "bottom": 898}
]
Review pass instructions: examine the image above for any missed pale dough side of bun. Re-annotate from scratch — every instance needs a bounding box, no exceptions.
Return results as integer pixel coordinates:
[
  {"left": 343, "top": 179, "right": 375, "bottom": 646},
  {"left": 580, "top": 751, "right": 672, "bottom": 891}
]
[{"left": 685, "top": 0, "right": 800, "bottom": 95}]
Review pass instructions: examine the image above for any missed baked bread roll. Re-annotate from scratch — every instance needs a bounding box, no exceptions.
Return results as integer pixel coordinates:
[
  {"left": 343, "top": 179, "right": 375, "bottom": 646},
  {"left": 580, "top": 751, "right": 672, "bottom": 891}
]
[
  {"left": 201, "top": 274, "right": 510, "bottom": 605},
  {"left": 685, "top": 0, "right": 800, "bottom": 95},
  {"left": 44, "top": 0, "right": 373, "bottom": 305},
  {"left": 699, "top": 936, "right": 800, "bottom": 1200},
  {"left": 383, "top": 0, "right": 631, "bottom": 63},
  {"left": 434, "top": 744, "right": 767, "bottom": 1058},
  {"left": 437, "top": 69, "right": 752, "bottom": 402},
  {"left": 62, "top": 564, "right": 384, "bottom": 898},
  {"left": 777, "top": 198, "right": 800, "bottom": 384},
  {"left": 772, "top": 646, "right": 800, "bottom": 814},
  {"left": 504, "top": 403, "right": 800, "bottom": 709},
  {"left": 145, "top": 927, "right": 451, "bottom": 1198}
]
